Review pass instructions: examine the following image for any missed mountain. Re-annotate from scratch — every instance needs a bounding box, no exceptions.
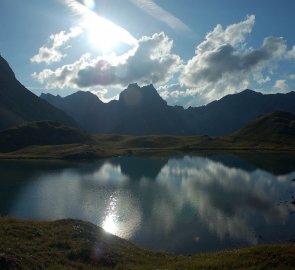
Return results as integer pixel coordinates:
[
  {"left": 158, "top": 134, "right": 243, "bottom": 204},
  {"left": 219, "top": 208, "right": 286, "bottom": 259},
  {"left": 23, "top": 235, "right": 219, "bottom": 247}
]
[
  {"left": 0, "top": 55, "right": 77, "bottom": 130},
  {"left": 42, "top": 85, "right": 295, "bottom": 136},
  {"left": 0, "top": 121, "right": 91, "bottom": 152},
  {"left": 231, "top": 111, "right": 295, "bottom": 145},
  {"left": 41, "top": 83, "right": 190, "bottom": 135},
  {"left": 182, "top": 89, "right": 295, "bottom": 135}
]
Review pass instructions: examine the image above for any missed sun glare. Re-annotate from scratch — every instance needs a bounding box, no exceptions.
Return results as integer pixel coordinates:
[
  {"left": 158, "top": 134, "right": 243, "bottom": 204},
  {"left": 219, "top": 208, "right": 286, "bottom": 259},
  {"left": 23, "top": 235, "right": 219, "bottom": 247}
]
[
  {"left": 102, "top": 213, "right": 118, "bottom": 234},
  {"left": 102, "top": 194, "right": 119, "bottom": 235},
  {"left": 82, "top": 12, "right": 137, "bottom": 53}
]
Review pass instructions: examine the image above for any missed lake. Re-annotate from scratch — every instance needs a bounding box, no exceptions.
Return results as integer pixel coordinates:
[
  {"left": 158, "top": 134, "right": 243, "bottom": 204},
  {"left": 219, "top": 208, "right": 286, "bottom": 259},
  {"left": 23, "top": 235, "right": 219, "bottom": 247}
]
[{"left": 1, "top": 153, "right": 295, "bottom": 255}]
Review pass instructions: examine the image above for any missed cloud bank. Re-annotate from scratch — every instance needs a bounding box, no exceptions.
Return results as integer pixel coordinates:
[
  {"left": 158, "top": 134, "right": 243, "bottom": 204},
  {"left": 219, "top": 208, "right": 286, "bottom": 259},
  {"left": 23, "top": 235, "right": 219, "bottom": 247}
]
[
  {"left": 180, "top": 15, "right": 287, "bottom": 102},
  {"left": 34, "top": 32, "right": 181, "bottom": 89}
]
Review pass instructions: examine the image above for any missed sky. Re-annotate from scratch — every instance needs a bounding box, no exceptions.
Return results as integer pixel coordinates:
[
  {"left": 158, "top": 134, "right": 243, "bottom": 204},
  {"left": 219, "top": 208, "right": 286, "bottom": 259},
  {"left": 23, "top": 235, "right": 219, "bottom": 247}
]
[{"left": 1, "top": 0, "right": 295, "bottom": 107}]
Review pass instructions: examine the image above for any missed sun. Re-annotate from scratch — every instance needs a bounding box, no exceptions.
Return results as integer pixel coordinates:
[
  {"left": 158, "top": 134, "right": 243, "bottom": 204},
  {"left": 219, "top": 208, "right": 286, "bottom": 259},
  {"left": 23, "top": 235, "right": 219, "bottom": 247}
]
[{"left": 82, "top": 12, "right": 137, "bottom": 53}]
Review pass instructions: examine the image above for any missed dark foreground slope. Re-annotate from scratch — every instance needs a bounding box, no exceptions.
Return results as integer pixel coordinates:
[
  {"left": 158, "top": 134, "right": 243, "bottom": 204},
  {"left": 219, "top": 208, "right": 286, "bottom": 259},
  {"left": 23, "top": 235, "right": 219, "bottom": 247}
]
[
  {"left": 0, "top": 121, "right": 91, "bottom": 152},
  {"left": 0, "top": 55, "right": 76, "bottom": 130},
  {"left": 1, "top": 218, "right": 295, "bottom": 270},
  {"left": 230, "top": 111, "right": 295, "bottom": 148}
]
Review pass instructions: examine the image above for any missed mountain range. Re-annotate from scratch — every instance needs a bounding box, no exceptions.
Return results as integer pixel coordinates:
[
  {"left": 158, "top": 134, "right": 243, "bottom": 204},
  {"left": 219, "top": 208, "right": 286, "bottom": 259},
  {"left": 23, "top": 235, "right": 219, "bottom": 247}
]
[
  {"left": 1, "top": 54, "right": 295, "bottom": 136},
  {"left": 0, "top": 55, "right": 76, "bottom": 131},
  {"left": 41, "top": 84, "right": 295, "bottom": 136}
]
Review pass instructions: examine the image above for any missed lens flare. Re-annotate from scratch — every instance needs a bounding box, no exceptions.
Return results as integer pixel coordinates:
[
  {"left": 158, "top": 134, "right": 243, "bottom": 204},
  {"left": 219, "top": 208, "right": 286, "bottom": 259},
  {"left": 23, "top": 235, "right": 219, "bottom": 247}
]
[{"left": 65, "top": 0, "right": 137, "bottom": 53}]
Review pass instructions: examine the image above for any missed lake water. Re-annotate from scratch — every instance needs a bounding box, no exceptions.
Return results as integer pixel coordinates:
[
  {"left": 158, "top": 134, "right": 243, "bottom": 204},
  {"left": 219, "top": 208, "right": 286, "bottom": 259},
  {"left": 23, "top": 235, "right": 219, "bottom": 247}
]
[{"left": 1, "top": 153, "right": 295, "bottom": 255}]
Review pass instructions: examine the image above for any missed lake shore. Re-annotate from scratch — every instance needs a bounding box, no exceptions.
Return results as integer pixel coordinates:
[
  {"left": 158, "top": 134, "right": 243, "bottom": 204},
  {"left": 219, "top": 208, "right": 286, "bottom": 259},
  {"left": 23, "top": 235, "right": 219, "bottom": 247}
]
[
  {"left": 0, "top": 133, "right": 294, "bottom": 161},
  {"left": 1, "top": 217, "right": 295, "bottom": 269}
]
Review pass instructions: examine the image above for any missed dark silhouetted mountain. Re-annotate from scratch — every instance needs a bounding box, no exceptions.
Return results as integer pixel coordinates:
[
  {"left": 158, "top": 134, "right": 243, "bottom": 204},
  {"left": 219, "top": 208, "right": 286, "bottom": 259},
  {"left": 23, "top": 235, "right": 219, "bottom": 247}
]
[
  {"left": 40, "top": 91, "right": 104, "bottom": 131},
  {"left": 231, "top": 111, "right": 295, "bottom": 144},
  {"left": 183, "top": 89, "right": 295, "bottom": 135},
  {"left": 0, "top": 121, "right": 91, "bottom": 152},
  {"left": 42, "top": 83, "right": 190, "bottom": 135},
  {"left": 42, "top": 85, "right": 295, "bottom": 136},
  {"left": 0, "top": 55, "right": 77, "bottom": 130}
]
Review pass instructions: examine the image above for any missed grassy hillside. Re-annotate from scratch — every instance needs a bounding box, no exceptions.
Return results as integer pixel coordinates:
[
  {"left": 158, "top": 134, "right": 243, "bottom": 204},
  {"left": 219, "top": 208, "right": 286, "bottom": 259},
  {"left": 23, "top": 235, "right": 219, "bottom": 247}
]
[
  {"left": 0, "top": 121, "right": 91, "bottom": 152},
  {"left": 232, "top": 111, "right": 295, "bottom": 142},
  {"left": 1, "top": 218, "right": 295, "bottom": 270}
]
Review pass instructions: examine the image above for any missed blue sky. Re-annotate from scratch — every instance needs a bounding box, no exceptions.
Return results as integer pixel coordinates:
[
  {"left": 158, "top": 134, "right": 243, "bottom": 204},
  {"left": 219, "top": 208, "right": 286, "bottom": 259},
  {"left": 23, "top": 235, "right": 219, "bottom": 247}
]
[{"left": 1, "top": 0, "right": 295, "bottom": 106}]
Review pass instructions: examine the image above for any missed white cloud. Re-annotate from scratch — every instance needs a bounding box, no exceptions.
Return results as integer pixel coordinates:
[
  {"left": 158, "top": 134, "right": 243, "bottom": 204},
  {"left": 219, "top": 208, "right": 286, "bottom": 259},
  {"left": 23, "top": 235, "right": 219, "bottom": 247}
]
[
  {"left": 273, "top": 79, "right": 289, "bottom": 91},
  {"left": 129, "top": 0, "right": 190, "bottom": 32},
  {"left": 158, "top": 83, "right": 207, "bottom": 107},
  {"left": 33, "top": 32, "right": 181, "bottom": 89},
  {"left": 287, "top": 45, "right": 295, "bottom": 58},
  {"left": 196, "top": 15, "right": 255, "bottom": 54},
  {"left": 31, "top": 26, "right": 82, "bottom": 64},
  {"left": 180, "top": 15, "right": 288, "bottom": 104},
  {"left": 289, "top": 74, "right": 295, "bottom": 80}
]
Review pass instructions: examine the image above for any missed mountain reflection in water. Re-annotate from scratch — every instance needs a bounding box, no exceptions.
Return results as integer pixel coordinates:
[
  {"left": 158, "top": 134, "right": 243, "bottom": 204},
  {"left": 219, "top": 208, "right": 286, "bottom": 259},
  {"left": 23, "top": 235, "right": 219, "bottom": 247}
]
[{"left": 1, "top": 153, "right": 295, "bottom": 254}]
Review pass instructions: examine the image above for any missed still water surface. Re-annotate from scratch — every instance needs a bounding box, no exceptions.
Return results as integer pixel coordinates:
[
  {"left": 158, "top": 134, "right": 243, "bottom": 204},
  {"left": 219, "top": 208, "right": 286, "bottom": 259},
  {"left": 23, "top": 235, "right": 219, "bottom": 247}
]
[{"left": 1, "top": 153, "right": 295, "bottom": 255}]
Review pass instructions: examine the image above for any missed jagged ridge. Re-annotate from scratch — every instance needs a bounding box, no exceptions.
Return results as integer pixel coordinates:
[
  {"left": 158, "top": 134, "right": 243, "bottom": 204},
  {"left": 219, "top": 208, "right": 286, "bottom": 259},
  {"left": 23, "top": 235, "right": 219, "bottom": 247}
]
[{"left": 41, "top": 85, "right": 295, "bottom": 135}]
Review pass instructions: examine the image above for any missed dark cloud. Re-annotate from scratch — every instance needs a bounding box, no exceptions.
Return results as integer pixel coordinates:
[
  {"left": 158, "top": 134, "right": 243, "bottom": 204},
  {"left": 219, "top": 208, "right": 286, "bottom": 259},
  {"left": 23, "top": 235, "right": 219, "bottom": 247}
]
[{"left": 182, "top": 37, "right": 287, "bottom": 86}]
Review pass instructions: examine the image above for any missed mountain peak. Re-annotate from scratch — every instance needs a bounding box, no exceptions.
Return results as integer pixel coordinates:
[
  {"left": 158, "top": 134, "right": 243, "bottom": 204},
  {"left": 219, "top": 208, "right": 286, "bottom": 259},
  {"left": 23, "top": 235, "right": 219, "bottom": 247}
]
[
  {"left": 119, "top": 83, "right": 167, "bottom": 107},
  {"left": 240, "top": 89, "right": 261, "bottom": 95},
  {"left": 127, "top": 83, "right": 140, "bottom": 89},
  {"left": 68, "top": 91, "right": 103, "bottom": 105}
]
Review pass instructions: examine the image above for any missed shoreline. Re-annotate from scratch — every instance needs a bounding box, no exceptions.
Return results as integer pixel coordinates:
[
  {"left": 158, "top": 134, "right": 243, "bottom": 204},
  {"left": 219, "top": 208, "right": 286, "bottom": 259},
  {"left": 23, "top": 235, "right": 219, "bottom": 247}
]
[{"left": 0, "top": 142, "right": 294, "bottom": 161}]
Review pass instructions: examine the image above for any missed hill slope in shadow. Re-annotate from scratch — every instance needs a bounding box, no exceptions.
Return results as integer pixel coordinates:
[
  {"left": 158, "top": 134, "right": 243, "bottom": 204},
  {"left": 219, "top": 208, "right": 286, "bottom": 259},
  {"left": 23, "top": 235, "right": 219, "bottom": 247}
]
[{"left": 0, "top": 55, "right": 76, "bottom": 131}]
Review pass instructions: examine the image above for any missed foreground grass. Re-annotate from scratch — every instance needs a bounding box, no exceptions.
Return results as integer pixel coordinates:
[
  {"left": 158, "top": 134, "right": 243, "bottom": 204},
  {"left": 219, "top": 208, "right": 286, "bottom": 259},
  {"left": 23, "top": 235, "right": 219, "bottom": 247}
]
[{"left": 1, "top": 218, "right": 295, "bottom": 269}]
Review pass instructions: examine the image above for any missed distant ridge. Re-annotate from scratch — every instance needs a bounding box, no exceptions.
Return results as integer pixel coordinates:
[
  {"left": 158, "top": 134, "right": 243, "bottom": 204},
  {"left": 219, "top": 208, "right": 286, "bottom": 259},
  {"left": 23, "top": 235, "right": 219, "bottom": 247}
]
[
  {"left": 183, "top": 89, "right": 295, "bottom": 135},
  {"left": 42, "top": 84, "right": 295, "bottom": 135},
  {"left": 0, "top": 55, "right": 77, "bottom": 130}
]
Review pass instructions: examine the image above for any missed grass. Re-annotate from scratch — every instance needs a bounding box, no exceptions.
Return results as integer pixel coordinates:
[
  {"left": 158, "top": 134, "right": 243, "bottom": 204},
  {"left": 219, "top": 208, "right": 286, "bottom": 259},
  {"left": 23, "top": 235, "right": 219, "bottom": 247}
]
[
  {"left": 0, "top": 133, "right": 294, "bottom": 161},
  {"left": 1, "top": 217, "right": 295, "bottom": 269}
]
